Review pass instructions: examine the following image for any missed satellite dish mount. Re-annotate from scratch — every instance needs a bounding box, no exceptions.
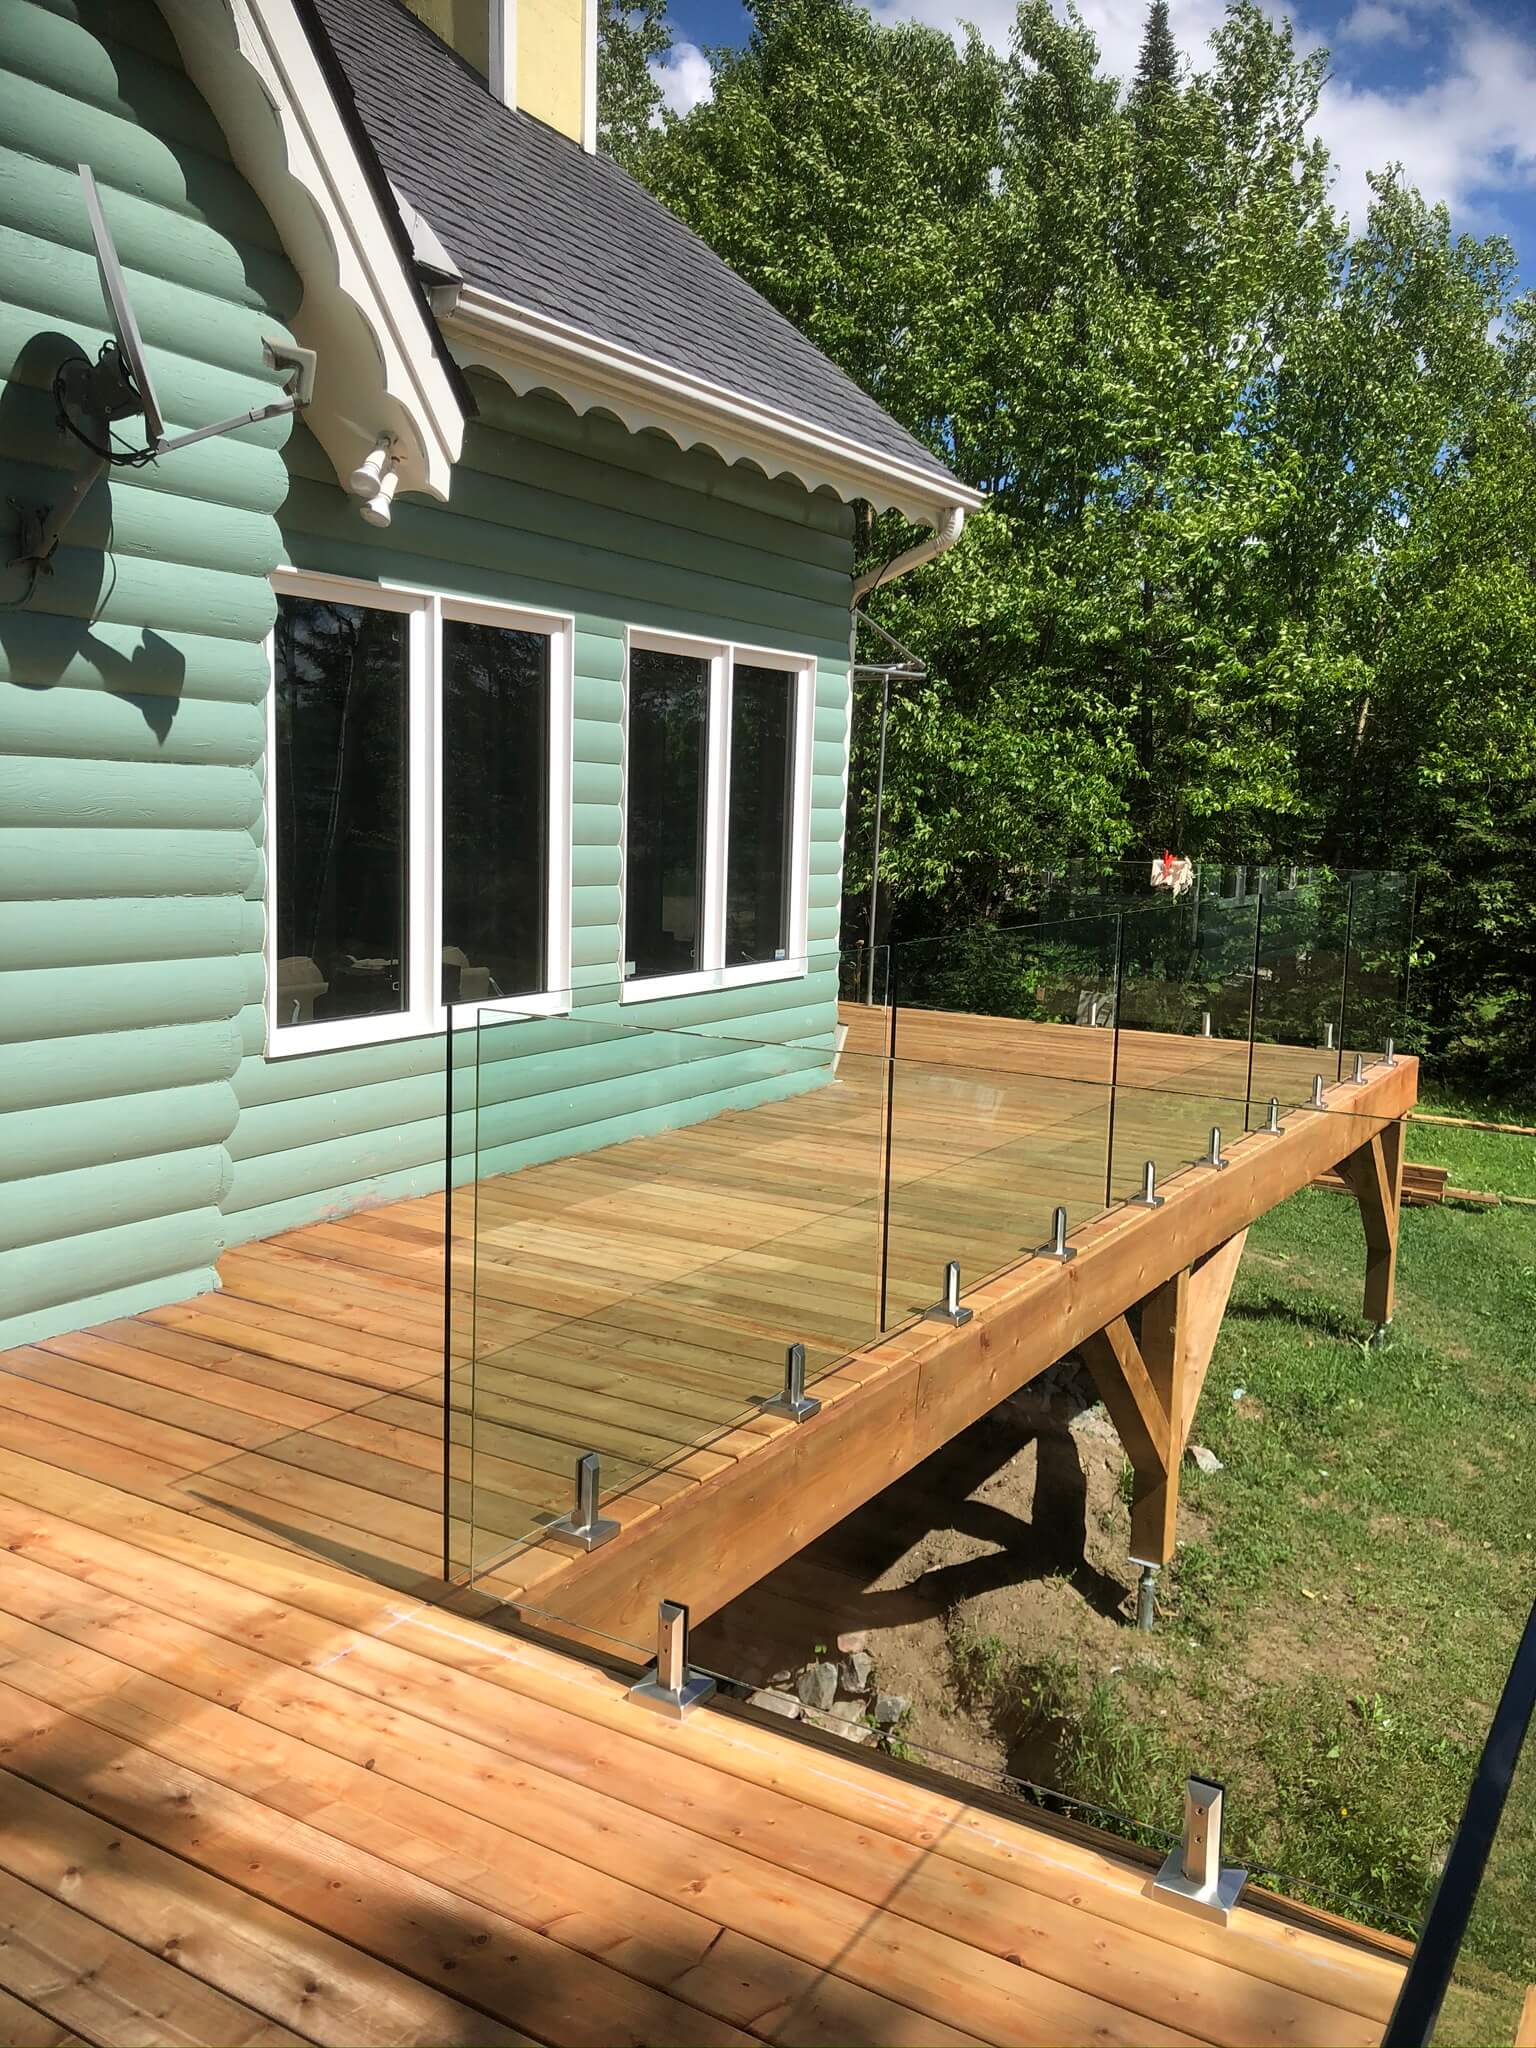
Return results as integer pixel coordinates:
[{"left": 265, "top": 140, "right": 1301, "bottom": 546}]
[{"left": 11, "top": 164, "right": 317, "bottom": 574}]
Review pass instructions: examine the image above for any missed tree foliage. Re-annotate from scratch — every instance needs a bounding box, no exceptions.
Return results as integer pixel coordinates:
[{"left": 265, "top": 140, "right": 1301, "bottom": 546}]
[
  {"left": 621, "top": 0, "right": 1536, "bottom": 1085},
  {"left": 598, "top": 0, "right": 671, "bottom": 163}
]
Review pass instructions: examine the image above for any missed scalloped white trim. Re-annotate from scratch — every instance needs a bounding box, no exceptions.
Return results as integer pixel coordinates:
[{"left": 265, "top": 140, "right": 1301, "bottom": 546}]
[
  {"left": 157, "top": 0, "right": 465, "bottom": 501},
  {"left": 448, "top": 285, "right": 983, "bottom": 525}
]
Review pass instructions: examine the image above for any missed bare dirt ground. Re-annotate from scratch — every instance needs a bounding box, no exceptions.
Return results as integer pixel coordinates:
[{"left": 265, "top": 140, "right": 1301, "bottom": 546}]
[{"left": 692, "top": 1373, "right": 1180, "bottom": 1781}]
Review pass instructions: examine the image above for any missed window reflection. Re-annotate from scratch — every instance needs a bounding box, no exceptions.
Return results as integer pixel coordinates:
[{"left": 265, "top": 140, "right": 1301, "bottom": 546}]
[
  {"left": 625, "top": 647, "right": 708, "bottom": 979},
  {"left": 442, "top": 617, "right": 550, "bottom": 1003},
  {"left": 726, "top": 664, "right": 795, "bottom": 967},
  {"left": 273, "top": 595, "right": 408, "bottom": 1025}
]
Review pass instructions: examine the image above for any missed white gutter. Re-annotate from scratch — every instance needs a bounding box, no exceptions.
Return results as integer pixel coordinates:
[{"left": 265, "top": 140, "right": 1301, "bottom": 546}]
[{"left": 851, "top": 503, "right": 967, "bottom": 600}]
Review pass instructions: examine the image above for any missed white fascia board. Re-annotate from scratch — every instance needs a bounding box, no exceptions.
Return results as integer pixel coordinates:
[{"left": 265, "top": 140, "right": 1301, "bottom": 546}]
[
  {"left": 157, "top": 0, "right": 466, "bottom": 500},
  {"left": 446, "top": 285, "right": 984, "bottom": 527}
]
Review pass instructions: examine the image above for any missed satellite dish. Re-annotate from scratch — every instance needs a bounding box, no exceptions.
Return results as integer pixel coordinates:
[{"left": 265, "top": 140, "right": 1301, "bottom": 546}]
[
  {"left": 7, "top": 163, "right": 317, "bottom": 579},
  {"left": 79, "top": 161, "right": 165, "bottom": 445}
]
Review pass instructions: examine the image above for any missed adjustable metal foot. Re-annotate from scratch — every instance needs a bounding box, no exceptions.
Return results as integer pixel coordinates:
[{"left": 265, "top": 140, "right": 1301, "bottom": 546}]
[
  {"left": 762, "top": 1341, "right": 820, "bottom": 1422},
  {"left": 1129, "top": 1160, "right": 1164, "bottom": 1209},
  {"left": 547, "top": 1451, "right": 619, "bottom": 1551},
  {"left": 1198, "top": 1126, "right": 1228, "bottom": 1171},
  {"left": 1040, "top": 1205, "right": 1077, "bottom": 1262},
  {"left": 1150, "top": 1778, "right": 1247, "bottom": 1923},
  {"left": 1134, "top": 1561, "right": 1159, "bottom": 1630},
  {"left": 923, "top": 1259, "right": 973, "bottom": 1326},
  {"left": 628, "top": 1600, "right": 716, "bottom": 1719},
  {"left": 1370, "top": 1318, "right": 1393, "bottom": 1350}
]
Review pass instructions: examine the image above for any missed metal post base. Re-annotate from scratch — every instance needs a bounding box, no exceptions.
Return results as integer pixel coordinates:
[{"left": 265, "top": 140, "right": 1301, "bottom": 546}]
[
  {"left": 923, "top": 1258, "right": 973, "bottom": 1326},
  {"left": 762, "top": 1341, "right": 820, "bottom": 1422},
  {"left": 548, "top": 1508, "right": 620, "bottom": 1550},
  {"left": 547, "top": 1450, "right": 619, "bottom": 1550},
  {"left": 628, "top": 1667, "right": 717, "bottom": 1719},
  {"left": 627, "top": 1598, "right": 717, "bottom": 1719},
  {"left": 1150, "top": 1777, "right": 1247, "bottom": 1924},
  {"left": 1369, "top": 1318, "right": 1393, "bottom": 1350},
  {"left": 1150, "top": 1849, "right": 1247, "bottom": 1924},
  {"left": 1134, "top": 1562, "right": 1159, "bottom": 1631},
  {"left": 763, "top": 1388, "right": 821, "bottom": 1421}
]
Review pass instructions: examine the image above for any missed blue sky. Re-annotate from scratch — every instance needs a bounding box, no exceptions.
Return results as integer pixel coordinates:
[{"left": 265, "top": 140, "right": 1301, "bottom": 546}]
[{"left": 654, "top": 0, "right": 1536, "bottom": 293}]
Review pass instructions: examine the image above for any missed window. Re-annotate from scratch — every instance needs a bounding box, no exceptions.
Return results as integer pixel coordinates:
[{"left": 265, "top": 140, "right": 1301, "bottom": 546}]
[
  {"left": 268, "top": 574, "right": 570, "bottom": 1053},
  {"left": 622, "top": 632, "right": 813, "bottom": 1000},
  {"left": 441, "top": 616, "right": 550, "bottom": 1003},
  {"left": 273, "top": 595, "right": 411, "bottom": 1027},
  {"left": 625, "top": 647, "right": 710, "bottom": 980}
]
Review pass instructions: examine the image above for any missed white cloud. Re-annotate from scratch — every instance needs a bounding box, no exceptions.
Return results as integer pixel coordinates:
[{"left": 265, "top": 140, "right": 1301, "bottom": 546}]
[
  {"left": 1312, "top": 7, "right": 1536, "bottom": 234},
  {"left": 652, "top": 38, "right": 714, "bottom": 116},
  {"left": 1336, "top": 1, "right": 1425, "bottom": 46}
]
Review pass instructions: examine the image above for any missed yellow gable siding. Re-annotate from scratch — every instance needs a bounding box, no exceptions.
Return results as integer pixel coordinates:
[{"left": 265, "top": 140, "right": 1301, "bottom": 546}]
[
  {"left": 517, "top": 0, "right": 585, "bottom": 142},
  {"left": 399, "top": 0, "right": 492, "bottom": 80}
]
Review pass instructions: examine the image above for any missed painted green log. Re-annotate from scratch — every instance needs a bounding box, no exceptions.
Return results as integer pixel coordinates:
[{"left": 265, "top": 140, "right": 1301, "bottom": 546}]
[
  {"left": 0, "top": 1081, "right": 239, "bottom": 1183},
  {"left": 0, "top": 1020, "right": 244, "bottom": 1117},
  {"left": 0, "top": 829, "right": 261, "bottom": 902},
  {"left": 0, "top": 897, "right": 251, "bottom": 970}
]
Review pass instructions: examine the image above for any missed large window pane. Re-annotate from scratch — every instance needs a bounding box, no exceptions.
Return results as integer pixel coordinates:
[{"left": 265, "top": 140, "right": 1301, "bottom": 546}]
[
  {"left": 442, "top": 618, "right": 550, "bottom": 1004},
  {"left": 273, "top": 594, "right": 408, "bottom": 1026},
  {"left": 726, "top": 663, "right": 796, "bottom": 968},
  {"left": 625, "top": 647, "right": 709, "bottom": 979}
]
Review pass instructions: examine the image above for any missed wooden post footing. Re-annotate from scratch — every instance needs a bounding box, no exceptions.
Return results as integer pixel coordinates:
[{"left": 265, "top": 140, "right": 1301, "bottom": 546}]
[{"left": 1081, "top": 1231, "right": 1249, "bottom": 1578}]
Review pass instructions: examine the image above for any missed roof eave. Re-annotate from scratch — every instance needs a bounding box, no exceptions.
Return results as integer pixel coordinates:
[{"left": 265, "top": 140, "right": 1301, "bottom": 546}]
[
  {"left": 157, "top": 0, "right": 466, "bottom": 501},
  {"left": 446, "top": 284, "right": 984, "bottom": 528}
]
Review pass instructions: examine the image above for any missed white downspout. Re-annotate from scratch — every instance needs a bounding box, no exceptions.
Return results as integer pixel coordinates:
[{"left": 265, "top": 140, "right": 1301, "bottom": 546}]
[{"left": 851, "top": 503, "right": 967, "bottom": 600}]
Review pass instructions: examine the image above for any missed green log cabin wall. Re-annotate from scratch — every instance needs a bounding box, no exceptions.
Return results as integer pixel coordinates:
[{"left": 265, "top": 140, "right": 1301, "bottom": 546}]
[
  {"left": 256, "top": 384, "right": 854, "bottom": 1246},
  {"left": 0, "top": 0, "right": 301, "bottom": 1346},
  {"left": 0, "top": 0, "right": 856, "bottom": 1346}
]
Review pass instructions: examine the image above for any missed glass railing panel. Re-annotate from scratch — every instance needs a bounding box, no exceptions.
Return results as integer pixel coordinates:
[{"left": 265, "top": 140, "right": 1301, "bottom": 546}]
[
  {"left": 1108, "top": 894, "right": 1260, "bottom": 1196},
  {"left": 451, "top": 980, "right": 887, "bottom": 1590},
  {"left": 1247, "top": 867, "right": 1354, "bottom": 1116},
  {"left": 1342, "top": 870, "right": 1414, "bottom": 1068},
  {"left": 880, "top": 918, "right": 1118, "bottom": 1326},
  {"left": 839, "top": 939, "right": 890, "bottom": 1009}
]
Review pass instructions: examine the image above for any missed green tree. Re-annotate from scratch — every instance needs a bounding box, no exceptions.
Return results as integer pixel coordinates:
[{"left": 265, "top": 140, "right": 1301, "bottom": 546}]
[
  {"left": 598, "top": 0, "right": 670, "bottom": 166},
  {"left": 636, "top": 0, "right": 1536, "bottom": 1083}
]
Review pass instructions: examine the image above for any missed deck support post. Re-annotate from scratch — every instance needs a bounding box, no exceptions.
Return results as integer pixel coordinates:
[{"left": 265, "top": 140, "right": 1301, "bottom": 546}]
[
  {"left": 1337, "top": 1118, "right": 1405, "bottom": 1332},
  {"left": 1080, "top": 1231, "right": 1249, "bottom": 1614}
]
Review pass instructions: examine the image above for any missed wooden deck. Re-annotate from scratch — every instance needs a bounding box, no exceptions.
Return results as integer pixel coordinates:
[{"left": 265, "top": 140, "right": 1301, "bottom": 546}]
[
  {"left": 0, "top": 1009, "right": 1414, "bottom": 1632},
  {"left": 0, "top": 1008, "right": 1422, "bottom": 2045},
  {"left": 0, "top": 1425, "right": 1411, "bottom": 2047}
]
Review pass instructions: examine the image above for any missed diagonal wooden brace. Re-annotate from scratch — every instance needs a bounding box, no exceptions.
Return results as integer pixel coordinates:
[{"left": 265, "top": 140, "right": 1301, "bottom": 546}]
[
  {"left": 1336, "top": 1121, "right": 1405, "bottom": 1326},
  {"left": 1081, "top": 1231, "right": 1248, "bottom": 1568}
]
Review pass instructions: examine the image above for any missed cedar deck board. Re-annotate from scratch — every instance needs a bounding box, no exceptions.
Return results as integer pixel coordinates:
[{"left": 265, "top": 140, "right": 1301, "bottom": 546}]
[{"left": 0, "top": 1446, "right": 1403, "bottom": 2048}]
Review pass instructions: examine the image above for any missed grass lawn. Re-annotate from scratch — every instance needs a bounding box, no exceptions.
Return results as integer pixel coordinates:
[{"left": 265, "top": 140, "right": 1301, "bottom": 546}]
[{"left": 949, "top": 1101, "right": 1535, "bottom": 2043}]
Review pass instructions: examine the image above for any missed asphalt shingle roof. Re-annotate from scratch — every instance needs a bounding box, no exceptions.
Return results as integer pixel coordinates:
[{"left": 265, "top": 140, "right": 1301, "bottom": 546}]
[{"left": 307, "top": 0, "right": 962, "bottom": 491}]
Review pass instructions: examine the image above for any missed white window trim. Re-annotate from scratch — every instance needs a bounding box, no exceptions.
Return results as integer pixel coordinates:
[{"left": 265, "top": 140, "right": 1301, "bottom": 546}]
[
  {"left": 265, "top": 568, "right": 573, "bottom": 1059},
  {"left": 618, "top": 628, "right": 816, "bottom": 1006}
]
